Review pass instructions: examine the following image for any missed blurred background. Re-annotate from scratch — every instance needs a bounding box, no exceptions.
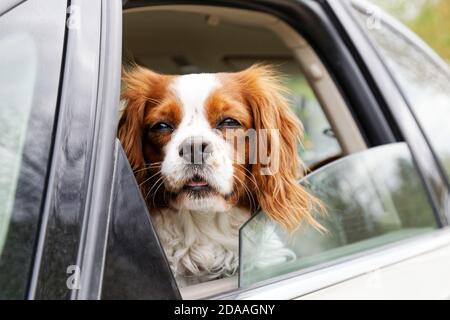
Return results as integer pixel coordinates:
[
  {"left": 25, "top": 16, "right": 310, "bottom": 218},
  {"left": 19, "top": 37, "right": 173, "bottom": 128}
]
[{"left": 370, "top": 0, "right": 450, "bottom": 63}]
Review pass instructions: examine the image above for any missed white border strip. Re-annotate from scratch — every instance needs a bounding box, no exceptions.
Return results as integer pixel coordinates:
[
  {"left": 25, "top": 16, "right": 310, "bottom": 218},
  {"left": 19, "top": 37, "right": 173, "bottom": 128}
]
[{"left": 217, "top": 228, "right": 450, "bottom": 299}]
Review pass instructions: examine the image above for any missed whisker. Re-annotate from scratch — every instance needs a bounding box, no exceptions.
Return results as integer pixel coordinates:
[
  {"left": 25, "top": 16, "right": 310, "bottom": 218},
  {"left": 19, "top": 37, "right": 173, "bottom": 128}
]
[
  {"left": 233, "top": 173, "right": 257, "bottom": 211},
  {"left": 234, "top": 165, "right": 260, "bottom": 209},
  {"left": 133, "top": 163, "right": 162, "bottom": 174},
  {"left": 235, "top": 164, "right": 259, "bottom": 191},
  {"left": 144, "top": 175, "right": 165, "bottom": 202},
  {"left": 242, "top": 180, "right": 257, "bottom": 211},
  {"left": 151, "top": 177, "right": 167, "bottom": 209},
  {"left": 139, "top": 169, "right": 163, "bottom": 187}
]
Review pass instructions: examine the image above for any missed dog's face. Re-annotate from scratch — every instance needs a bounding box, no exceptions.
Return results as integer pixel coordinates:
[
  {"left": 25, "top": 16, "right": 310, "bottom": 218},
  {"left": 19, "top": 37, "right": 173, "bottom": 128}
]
[{"left": 119, "top": 64, "right": 319, "bottom": 231}]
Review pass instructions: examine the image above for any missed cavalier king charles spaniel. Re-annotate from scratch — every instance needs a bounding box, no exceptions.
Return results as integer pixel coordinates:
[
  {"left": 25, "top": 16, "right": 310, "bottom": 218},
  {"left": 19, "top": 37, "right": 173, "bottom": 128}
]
[{"left": 118, "top": 64, "right": 321, "bottom": 286}]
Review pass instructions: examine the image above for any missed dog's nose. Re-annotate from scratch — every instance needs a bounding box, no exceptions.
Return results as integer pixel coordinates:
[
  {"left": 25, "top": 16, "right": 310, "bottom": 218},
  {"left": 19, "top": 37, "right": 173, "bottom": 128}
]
[{"left": 178, "top": 136, "right": 212, "bottom": 164}]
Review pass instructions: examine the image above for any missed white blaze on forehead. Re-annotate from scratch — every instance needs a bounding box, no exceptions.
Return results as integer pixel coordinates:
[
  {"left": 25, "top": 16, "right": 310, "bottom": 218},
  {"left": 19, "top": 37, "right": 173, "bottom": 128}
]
[
  {"left": 162, "top": 72, "right": 234, "bottom": 200},
  {"left": 170, "top": 73, "right": 221, "bottom": 127}
]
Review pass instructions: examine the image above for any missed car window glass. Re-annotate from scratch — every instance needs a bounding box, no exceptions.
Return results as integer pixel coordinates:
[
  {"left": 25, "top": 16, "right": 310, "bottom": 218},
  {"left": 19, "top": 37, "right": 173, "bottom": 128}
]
[
  {"left": 284, "top": 76, "right": 342, "bottom": 167},
  {"left": 239, "top": 143, "right": 437, "bottom": 287},
  {"left": 353, "top": 6, "right": 450, "bottom": 182},
  {"left": 0, "top": 0, "right": 66, "bottom": 298},
  {"left": 0, "top": 33, "right": 36, "bottom": 256}
]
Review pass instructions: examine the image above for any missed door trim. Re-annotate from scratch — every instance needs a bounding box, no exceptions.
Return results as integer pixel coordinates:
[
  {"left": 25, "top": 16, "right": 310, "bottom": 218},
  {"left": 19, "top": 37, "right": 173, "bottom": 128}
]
[{"left": 215, "top": 228, "right": 450, "bottom": 299}]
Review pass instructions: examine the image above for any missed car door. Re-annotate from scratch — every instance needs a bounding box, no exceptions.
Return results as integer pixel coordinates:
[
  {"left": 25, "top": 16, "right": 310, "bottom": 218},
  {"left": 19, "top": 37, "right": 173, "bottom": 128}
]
[{"left": 286, "top": 0, "right": 450, "bottom": 299}]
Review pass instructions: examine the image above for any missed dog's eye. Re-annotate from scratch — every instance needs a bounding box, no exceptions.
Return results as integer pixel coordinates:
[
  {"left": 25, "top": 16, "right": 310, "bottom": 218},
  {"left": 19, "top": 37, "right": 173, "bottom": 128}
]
[
  {"left": 217, "top": 117, "right": 241, "bottom": 128},
  {"left": 150, "top": 122, "right": 174, "bottom": 132}
]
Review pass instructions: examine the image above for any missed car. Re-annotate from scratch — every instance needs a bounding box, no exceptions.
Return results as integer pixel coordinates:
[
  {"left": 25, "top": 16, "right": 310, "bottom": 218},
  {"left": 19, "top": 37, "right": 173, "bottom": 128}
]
[{"left": 1, "top": 0, "right": 450, "bottom": 300}]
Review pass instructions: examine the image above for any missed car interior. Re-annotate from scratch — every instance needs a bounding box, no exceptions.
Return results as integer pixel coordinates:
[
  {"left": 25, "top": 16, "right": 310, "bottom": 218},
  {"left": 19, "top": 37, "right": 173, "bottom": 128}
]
[{"left": 122, "top": 4, "right": 368, "bottom": 299}]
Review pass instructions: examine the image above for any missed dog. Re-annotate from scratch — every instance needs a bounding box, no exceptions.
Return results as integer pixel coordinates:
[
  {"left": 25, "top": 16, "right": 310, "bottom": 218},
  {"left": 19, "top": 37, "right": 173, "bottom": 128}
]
[{"left": 118, "top": 64, "right": 321, "bottom": 286}]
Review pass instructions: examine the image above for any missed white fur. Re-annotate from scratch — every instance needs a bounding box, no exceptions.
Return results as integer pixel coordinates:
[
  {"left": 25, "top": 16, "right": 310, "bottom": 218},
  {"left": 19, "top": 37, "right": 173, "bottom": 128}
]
[
  {"left": 160, "top": 73, "right": 234, "bottom": 212},
  {"left": 153, "top": 207, "right": 297, "bottom": 287},
  {"left": 153, "top": 208, "right": 250, "bottom": 287}
]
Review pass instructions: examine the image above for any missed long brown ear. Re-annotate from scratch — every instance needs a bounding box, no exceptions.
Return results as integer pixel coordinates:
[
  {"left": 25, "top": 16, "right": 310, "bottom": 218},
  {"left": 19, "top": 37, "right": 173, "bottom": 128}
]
[
  {"left": 118, "top": 65, "right": 168, "bottom": 187},
  {"left": 237, "top": 64, "right": 323, "bottom": 232}
]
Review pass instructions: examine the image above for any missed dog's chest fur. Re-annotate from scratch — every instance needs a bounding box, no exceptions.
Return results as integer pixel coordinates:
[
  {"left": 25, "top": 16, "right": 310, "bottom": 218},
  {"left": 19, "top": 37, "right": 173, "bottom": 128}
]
[{"left": 152, "top": 208, "right": 250, "bottom": 287}]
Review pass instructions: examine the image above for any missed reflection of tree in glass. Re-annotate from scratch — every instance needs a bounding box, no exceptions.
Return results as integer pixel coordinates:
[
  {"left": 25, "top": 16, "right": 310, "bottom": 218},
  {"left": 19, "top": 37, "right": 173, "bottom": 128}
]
[
  {"left": 305, "top": 145, "right": 436, "bottom": 250},
  {"left": 307, "top": 160, "right": 381, "bottom": 245},
  {"left": 356, "top": 9, "right": 450, "bottom": 184},
  {"left": 240, "top": 144, "right": 438, "bottom": 287},
  {"left": 368, "top": 23, "right": 446, "bottom": 91},
  {"left": 389, "top": 158, "right": 437, "bottom": 228},
  {"left": 370, "top": 0, "right": 450, "bottom": 62}
]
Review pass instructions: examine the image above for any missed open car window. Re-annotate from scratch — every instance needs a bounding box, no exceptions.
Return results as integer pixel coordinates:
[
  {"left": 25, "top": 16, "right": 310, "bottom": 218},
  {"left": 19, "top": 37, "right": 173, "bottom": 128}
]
[
  {"left": 122, "top": 6, "right": 359, "bottom": 171},
  {"left": 118, "top": 4, "right": 368, "bottom": 299},
  {"left": 239, "top": 142, "right": 437, "bottom": 287}
]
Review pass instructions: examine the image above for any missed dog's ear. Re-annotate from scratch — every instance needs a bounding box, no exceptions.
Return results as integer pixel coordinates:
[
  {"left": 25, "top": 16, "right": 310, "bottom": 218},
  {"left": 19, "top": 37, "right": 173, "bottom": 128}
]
[
  {"left": 237, "top": 64, "right": 323, "bottom": 232},
  {"left": 118, "top": 65, "right": 168, "bottom": 185}
]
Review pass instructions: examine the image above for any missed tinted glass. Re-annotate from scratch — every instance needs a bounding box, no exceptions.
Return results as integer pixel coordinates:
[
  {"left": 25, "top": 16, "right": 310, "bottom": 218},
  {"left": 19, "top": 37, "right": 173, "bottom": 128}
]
[
  {"left": 0, "top": 0, "right": 66, "bottom": 298},
  {"left": 354, "top": 6, "right": 450, "bottom": 181},
  {"left": 240, "top": 143, "right": 436, "bottom": 287},
  {"left": 102, "top": 144, "right": 181, "bottom": 300}
]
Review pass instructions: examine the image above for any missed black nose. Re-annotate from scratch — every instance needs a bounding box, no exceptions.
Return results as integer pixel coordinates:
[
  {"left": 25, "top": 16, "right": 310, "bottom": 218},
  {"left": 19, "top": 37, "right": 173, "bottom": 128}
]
[{"left": 178, "top": 136, "right": 212, "bottom": 164}]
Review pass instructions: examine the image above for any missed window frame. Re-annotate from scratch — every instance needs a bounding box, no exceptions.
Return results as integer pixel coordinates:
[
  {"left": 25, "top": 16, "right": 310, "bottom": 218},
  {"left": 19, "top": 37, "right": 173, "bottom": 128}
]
[
  {"left": 27, "top": 0, "right": 125, "bottom": 299},
  {"left": 216, "top": 227, "right": 450, "bottom": 299}
]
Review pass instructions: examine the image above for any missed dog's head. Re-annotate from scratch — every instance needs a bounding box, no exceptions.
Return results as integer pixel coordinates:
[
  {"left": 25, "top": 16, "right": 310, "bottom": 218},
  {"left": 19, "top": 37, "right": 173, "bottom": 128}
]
[{"left": 119, "top": 64, "right": 320, "bottom": 231}]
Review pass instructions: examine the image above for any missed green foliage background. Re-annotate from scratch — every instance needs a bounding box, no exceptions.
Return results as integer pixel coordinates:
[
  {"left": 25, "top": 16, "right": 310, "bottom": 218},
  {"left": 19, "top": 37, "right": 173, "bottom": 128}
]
[{"left": 370, "top": 0, "right": 450, "bottom": 63}]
